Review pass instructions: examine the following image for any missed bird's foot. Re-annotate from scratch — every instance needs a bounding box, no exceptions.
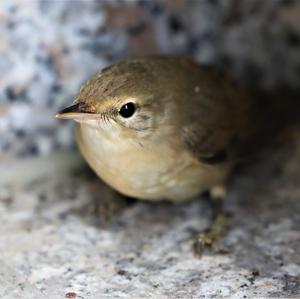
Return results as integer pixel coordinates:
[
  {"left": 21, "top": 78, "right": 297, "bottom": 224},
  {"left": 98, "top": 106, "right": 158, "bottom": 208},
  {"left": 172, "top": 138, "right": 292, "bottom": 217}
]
[
  {"left": 193, "top": 193, "right": 231, "bottom": 256},
  {"left": 93, "top": 187, "right": 134, "bottom": 227},
  {"left": 71, "top": 181, "right": 133, "bottom": 227},
  {"left": 193, "top": 211, "right": 231, "bottom": 255}
]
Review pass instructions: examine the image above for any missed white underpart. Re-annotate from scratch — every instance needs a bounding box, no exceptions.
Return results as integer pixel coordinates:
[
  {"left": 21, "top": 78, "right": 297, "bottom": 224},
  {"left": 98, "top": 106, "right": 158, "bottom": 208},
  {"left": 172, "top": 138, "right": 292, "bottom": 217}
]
[{"left": 77, "top": 121, "right": 229, "bottom": 201}]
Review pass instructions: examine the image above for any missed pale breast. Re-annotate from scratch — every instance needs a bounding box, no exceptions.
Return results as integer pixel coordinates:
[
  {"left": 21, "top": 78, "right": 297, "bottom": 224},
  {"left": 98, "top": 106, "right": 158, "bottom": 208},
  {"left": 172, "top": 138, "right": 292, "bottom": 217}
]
[{"left": 76, "top": 124, "right": 229, "bottom": 202}]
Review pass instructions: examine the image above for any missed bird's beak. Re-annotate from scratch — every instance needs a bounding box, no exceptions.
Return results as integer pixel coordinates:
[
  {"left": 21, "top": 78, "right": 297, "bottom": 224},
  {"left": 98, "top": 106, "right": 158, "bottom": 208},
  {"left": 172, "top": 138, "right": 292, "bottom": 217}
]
[{"left": 56, "top": 103, "right": 100, "bottom": 121}]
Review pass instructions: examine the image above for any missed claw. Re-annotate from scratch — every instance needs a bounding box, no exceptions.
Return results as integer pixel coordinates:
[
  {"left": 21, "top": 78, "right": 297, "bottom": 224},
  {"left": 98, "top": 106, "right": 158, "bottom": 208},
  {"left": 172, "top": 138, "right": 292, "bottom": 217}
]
[{"left": 193, "top": 199, "right": 232, "bottom": 256}]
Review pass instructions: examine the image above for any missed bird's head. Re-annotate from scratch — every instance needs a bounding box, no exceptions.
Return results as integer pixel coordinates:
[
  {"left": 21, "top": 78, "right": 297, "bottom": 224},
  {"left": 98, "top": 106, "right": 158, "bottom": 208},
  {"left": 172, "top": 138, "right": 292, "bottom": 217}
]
[{"left": 56, "top": 58, "right": 187, "bottom": 140}]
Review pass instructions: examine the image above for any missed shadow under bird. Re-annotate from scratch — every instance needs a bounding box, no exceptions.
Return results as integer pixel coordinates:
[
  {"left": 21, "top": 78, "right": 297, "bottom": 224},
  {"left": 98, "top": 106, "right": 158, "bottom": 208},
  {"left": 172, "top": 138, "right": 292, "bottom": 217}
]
[{"left": 56, "top": 56, "right": 299, "bottom": 252}]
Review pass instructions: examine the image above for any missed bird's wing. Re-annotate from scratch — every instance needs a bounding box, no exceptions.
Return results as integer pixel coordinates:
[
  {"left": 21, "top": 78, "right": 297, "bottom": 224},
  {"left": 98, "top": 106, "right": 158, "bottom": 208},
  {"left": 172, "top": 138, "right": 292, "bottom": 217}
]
[
  {"left": 181, "top": 87, "right": 259, "bottom": 165},
  {"left": 182, "top": 123, "right": 246, "bottom": 164},
  {"left": 182, "top": 125, "right": 228, "bottom": 164}
]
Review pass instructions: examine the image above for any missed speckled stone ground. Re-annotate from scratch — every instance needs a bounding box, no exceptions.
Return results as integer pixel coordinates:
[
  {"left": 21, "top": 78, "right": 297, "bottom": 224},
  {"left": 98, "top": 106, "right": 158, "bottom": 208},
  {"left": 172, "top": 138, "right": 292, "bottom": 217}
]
[{"left": 1, "top": 147, "right": 300, "bottom": 298}]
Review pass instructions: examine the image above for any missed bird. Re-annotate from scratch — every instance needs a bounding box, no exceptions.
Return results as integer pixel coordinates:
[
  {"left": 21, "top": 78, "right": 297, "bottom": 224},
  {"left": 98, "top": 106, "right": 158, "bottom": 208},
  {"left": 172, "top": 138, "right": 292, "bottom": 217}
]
[{"left": 56, "top": 56, "right": 298, "bottom": 252}]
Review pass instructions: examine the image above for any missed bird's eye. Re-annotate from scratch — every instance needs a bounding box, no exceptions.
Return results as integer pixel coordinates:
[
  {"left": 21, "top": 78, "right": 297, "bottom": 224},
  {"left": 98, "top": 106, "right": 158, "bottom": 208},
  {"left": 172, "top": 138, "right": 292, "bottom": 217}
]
[{"left": 119, "top": 102, "right": 136, "bottom": 118}]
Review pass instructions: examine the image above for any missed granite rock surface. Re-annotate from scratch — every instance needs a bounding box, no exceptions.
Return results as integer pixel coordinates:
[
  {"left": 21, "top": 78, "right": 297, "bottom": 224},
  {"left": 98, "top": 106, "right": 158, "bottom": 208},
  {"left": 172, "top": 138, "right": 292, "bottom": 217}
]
[{"left": 0, "top": 146, "right": 299, "bottom": 298}]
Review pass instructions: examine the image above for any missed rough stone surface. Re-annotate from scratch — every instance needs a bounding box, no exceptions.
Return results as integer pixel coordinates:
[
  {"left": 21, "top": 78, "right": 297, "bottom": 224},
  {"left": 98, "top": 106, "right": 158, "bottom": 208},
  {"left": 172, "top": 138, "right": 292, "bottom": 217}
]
[
  {"left": 0, "top": 146, "right": 300, "bottom": 298},
  {"left": 1, "top": 0, "right": 300, "bottom": 158}
]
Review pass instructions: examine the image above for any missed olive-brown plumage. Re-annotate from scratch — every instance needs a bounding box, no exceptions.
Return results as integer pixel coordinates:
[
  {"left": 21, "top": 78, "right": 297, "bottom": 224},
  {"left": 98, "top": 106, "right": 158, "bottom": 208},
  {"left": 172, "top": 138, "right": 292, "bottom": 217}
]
[{"left": 56, "top": 56, "right": 282, "bottom": 201}]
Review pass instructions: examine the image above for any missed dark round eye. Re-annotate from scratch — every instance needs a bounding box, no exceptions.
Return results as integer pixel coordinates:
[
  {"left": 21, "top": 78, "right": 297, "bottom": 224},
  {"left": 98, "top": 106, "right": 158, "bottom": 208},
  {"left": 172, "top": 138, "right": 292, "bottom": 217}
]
[{"left": 119, "top": 102, "right": 136, "bottom": 118}]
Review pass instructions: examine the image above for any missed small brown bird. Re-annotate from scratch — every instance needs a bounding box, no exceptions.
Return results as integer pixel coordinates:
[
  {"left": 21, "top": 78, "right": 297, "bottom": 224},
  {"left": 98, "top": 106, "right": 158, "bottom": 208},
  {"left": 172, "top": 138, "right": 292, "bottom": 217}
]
[
  {"left": 57, "top": 56, "right": 259, "bottom": 200},
  {"left": 56, "top": 56, "right": 298, "bottom": 251}
]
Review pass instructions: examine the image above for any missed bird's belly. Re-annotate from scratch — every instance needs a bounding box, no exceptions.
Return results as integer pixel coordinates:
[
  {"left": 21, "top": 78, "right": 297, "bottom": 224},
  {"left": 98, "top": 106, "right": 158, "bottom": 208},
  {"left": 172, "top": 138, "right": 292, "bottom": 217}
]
[{"left": 76, "top": 125, "right": 228, "bottom": 202}]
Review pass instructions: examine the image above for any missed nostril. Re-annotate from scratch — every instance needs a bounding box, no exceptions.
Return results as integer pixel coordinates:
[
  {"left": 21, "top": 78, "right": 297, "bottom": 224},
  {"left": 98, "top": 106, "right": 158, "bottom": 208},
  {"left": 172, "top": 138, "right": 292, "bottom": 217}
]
[
  {"left": 76, "top": 101, "right": 87, "bottom": 112},
  {"left": 77, "top": 101, "right": 95, "bottom": 113}
]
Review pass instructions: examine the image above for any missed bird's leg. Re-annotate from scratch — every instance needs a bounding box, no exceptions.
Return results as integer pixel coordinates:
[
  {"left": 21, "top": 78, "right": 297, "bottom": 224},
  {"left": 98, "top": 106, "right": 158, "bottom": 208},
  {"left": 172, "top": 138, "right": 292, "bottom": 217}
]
[
  {"left": 92, "top": 185, "right": 135, "bottom": 228},
  {"left": 209, "top": 185, "right": 227, "bottom": 199},
  {"left": 71, "top": 180, "right": 133, "bottom": 227},
  {"left": 194, "top": 185, "right": 231, "bottom": 256}
]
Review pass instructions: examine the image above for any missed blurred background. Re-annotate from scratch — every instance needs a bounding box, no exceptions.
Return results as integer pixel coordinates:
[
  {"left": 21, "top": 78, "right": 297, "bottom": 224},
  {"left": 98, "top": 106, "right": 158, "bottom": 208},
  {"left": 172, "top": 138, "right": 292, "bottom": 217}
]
[{"left": 1, "top": 0, "right": 300, "bottom": 160}]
